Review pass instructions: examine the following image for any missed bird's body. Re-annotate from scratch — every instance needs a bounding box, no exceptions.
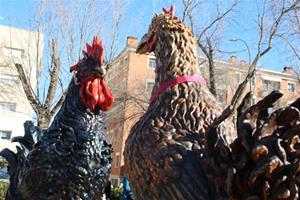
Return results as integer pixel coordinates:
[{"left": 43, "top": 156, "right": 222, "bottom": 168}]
[
  {"left": 1, "top": 37, "right": 114, "bottom": 200},
  {"left": 124, "top": 6, "right": 300, "bottom": 200},
  {"left": 124, "top": 7, "right": 232, "bottom": 200},
  {"left": 16, "top": 83, "right": 111, "bottom": 200}
]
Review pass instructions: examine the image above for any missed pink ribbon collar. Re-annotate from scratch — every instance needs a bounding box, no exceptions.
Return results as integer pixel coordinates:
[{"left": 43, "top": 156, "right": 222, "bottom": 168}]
[{"left": 150, "top": 75, "right": 206, "bottom": 104}]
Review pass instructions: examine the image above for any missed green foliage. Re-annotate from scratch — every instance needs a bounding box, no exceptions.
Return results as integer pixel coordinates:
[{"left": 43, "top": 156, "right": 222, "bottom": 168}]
[
  {"left": 0, "top": 159, "right": 7, "bottom": 169},
  {"left": 111, "top": 187, "right": 122, "bottom": 200},
  {"left": 0, "top": 182, "right": 8, "bottom": 200}
]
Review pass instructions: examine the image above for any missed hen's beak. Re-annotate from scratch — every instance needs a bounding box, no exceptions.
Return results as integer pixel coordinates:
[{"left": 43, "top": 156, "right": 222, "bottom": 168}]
[{"left": 136, "top": 34, "right": 150, "bottom": 54}]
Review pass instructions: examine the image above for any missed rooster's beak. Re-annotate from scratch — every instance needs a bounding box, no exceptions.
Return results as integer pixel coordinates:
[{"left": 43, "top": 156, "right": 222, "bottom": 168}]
[
  {"left": 93, "top": 65, "right": 106, "bottom": 77},
  {"left": 99, "top": 65, "right": 106, "bottom": 76},
  {"left": 136, "top": 34, "right": 151, "bottom": 54}
]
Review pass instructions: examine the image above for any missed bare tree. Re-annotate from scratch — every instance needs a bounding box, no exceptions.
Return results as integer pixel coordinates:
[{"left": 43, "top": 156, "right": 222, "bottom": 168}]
[
  {"left": 280, "top": 8, "right": 300, "bottom": 80},
  {"left": 212, "top": 0, "right": 300, "bottom": 126},
  {"left": 10, "top": 0, "right": 128, "bottom": 129},
  {"left": 181, "top": 0, "right": 299, "bottom": 107},
  {"left": 106, "top": 77, "right": 149, "bottom": 125},
  {"left": 15, "top": 39, "right": 62, "bottom": 129},
  {"left": 181, "top": 0, "right": 239, "bottom": 96},
  {"left": 105, "top": 0, "right": 130, "bottom": 63},
  {"left": 107, "top": 0, "right": 299, "bottom": 129}
]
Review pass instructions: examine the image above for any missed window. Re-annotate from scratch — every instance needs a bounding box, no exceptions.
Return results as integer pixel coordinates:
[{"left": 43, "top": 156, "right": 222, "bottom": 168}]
[
  {"left": 0, "top": 62, "right": 9, "bottom": 68},
  {"left": 0, "top": 74, "right": 19, "bottom": 85},
  {"left": 148, "top": 57, "right": 156, "bottom": 68},
  {"left": 0, "top": 102, "right": 16, "bottom": 112},
  {"left": 235, "top": 73, "right": 241, "bottom": 83},
  {"left": 3, "top": 47, "right": 24, "bottom": 58},
  {"left": 263, "top": 80, "right": 280, "bottom": 91},
  {"left": 147, "top": 80, "right": 155, "bottom": 94},
  {"left": 115, "top": 152, "right": 120, "bottom": 167},
  {"left": 288, "top": 83, "right": 295, "bottom": 92},
  {"left": 0, "top": 130, "right": 12, "bottom": 140}
]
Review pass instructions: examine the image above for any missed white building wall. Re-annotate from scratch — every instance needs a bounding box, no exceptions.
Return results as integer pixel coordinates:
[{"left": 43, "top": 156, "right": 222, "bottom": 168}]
[{"left": 0, "top": 25, "right": 43, "bottom": 149}]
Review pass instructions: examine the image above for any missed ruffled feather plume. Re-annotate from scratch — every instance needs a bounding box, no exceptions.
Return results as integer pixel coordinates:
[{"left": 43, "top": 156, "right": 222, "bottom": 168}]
[{"left": 70, "top": 36, "right": 104, "bottom": 72}]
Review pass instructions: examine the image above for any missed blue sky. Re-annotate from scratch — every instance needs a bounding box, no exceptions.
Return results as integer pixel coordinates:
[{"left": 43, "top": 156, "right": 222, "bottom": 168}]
[{"left": 0, "top": 0, "right": 297, "bottom": 73}]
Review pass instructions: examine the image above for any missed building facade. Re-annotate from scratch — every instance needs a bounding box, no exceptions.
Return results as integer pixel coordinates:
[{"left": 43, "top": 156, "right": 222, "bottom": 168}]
[
  {"left": 106, "top": 37, "right": 300, "bottom": 186},
  {"left": 0, "top": 25, "right": 43, "bottom": 150},
  {"left": 106, "top": 36, "right": 155, "bottom": 186},
  {"left": 200, "top": 56, "right": 300, "bottom": 109}
]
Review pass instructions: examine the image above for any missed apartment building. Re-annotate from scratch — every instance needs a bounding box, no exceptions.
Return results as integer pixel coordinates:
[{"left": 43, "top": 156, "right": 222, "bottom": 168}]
[
  {"left": 200, "top": 56, "right": 300, "bottom": 109},
  {"left": 0, "top": 25, "right": 43, "bottom": 150},
  {"left": 106, "top": 37, "right": 300, "bottom": 186},
  {"left": 106, "top": 36, "right": 155, "bottom": 186}
]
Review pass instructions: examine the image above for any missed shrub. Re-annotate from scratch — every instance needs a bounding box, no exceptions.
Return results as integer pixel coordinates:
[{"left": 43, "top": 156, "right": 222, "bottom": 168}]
[
  {"left": 0, "top": 159, "right": 7, "bottom": 169},
  {"left": 0, "top": 182, "right": 8, "bottom": 199},
  {"left": 111, "top": 187, "right": 122, "bottom": 200}
]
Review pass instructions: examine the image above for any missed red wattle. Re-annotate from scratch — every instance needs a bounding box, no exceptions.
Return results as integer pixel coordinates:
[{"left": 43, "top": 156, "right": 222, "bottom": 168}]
[
  {"left": 99, "top": 79, "right": 114, "bottom": 111},
  {"left": 79, "top": 78, "right": 114, "bottom": 112}
]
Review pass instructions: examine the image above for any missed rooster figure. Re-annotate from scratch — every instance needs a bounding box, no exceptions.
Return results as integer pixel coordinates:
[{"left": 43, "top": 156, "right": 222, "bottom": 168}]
[
  {"left": 205, "top": 91, "right": 300, "bottom": 200},
  {"left": 1, "top": 36, "right": 114, "bottom": 200},
  {"left": 124, "top": 6, "right": 233, "bottom": 200}
]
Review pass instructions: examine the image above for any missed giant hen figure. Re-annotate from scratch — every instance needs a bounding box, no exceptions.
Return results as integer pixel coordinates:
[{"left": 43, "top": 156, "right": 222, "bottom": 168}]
[
  {"left": 124, "top": 6, "right": 232, "bottom": 200},
  {"left": 1, "top": 36, "right": 114, "bottom": 200}
]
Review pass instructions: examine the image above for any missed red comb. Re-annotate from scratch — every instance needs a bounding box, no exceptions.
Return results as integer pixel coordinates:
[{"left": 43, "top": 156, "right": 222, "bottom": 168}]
[
  {"left": 70, "top": 36, "right": 104, "bottom": 72},
  {"left": 163, "top": 5, "right": 175, "bottom": 16},
  {"left": 82, "top": 36, "right": 104, "bottom": 65}
]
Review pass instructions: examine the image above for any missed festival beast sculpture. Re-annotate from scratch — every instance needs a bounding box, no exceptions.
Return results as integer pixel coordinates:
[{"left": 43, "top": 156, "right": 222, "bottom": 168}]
[
  {"left": 124, "top": 6, "right": 300, "bottom": 200},
  {"left": 1, "top": 36, "right": 114, "bottom": 200},
  {"left": 206, "top": 91, "right": 300, "bottom": 199}
]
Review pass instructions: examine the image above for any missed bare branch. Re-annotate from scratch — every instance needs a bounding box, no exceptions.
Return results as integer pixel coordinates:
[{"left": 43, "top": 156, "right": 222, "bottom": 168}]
[
  {"left": 206, "top": 37, "right": 217, "bottom": 96},
  {"left": 278, "top": 35, "right": 300, "bottom": 61},
  {"left": 106, "top": 0, "right": 127, "bottom": 63},
  {"left": 211, "top": 64, "right": 256, "bottom": 126},
  {"left": 114, "top": 90, "right": 149, "bottom": 112},
  {"left": 199, "top": 0, "right": 239, "bottom": 39},
  {"left": 15, "top": 63, "right": 42, "bottom": 114},
  {"left": 50, "top": 93, "right": 65, "bottom": 117},
  {"left": 181, "top": 0, "right": 202, "bottom": 24},
  {"left": 44, "top": 38, "right": 61, "bottom": 109},
  {"left": 182, "top": 0, "right": 239, "bottom": 97},
  {"left": 212, "top": 0, "right": 300, "bottom": 126},
  {"left": 258, "top": 0, "right": 300, "bottom": 60}
]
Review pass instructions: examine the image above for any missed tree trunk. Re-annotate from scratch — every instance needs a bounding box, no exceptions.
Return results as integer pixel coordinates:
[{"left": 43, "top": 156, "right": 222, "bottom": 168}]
[
  {"left": 37, "top": 113, "right": 51, "bottom": 130},
  {"left": 208, "top": 58, "right": 217, "bottom": 96}
]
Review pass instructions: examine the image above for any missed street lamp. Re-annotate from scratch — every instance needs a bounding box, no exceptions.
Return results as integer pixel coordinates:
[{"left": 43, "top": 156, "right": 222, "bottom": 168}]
[{"left": 229, "top": 38, "right": 254, "bottom": 93}]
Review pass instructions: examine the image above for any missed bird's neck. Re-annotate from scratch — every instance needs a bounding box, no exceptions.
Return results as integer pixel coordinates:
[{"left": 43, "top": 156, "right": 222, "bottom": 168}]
[
  {"left": 153, "top": 30, "right": 200, "bottom": 88},
  {"left": 48, "top": 79, "right": 104, "bottom": 135}
]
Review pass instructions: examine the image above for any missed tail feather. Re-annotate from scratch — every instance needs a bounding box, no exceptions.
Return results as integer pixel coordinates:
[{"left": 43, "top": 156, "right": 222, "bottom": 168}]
[
  {"left": 290, "top": 97, "right": 300, "bottom": 110},
  {"left": 0, "top": 120, "right": 40, "bottom": 200},
  {"left": 206, "top": 90, "right": 300, "bottom": 199},
  {"left": 13, "top": 121, "right": 39, "bottom": 150},
  {"left": 0, "top": 148, "right": 17, "bottom": 175}
]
